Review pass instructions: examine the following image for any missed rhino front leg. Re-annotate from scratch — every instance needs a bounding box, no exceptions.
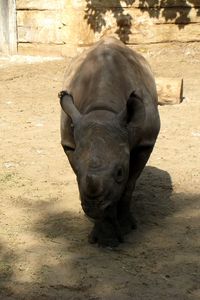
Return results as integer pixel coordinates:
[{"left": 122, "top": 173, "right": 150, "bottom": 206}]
[
  {"left": 88, "top": 205, "right": 123, "bottom": 247},
  {"left": 118, "top": 145, "right": 154, "bottom": 234}
]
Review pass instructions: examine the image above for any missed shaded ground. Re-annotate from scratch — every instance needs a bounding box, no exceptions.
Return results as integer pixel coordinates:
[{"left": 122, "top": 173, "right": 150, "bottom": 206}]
[{"left": 0, "top": 43, "right": 200, "bottom": 300}]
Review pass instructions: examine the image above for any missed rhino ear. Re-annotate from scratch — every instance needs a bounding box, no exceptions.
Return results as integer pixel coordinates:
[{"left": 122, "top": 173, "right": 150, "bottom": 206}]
[
  {"left": 59, "top": 91, "right": 81, "bottom": 124},
  {"left": 127, "top": 90, "right": 145, "bottom": 127},
  {"left": 118, "top": 90, "right": 145, "bottom": 128},
  {"left": 118, "top": 91, "right": 145, "bottom": 148}
]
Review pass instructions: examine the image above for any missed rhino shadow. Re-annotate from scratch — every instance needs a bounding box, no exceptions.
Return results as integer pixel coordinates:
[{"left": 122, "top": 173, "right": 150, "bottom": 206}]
[
  {"left": 3, "top": 167, "right": 199, "bottom": 299},
  {"left": 33, "top": 166, "right": 174, "bottom": 243},
  {"left": 0, "top": 241, "right": 18, "bottom": 299},
  {"left": 132, "top": 165, "right": 174, "bottom": 227}
]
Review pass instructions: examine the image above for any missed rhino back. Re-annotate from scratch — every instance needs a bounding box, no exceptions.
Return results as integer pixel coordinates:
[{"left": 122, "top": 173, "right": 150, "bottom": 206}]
[{"left": 61, "top": 37, "right": 159, "bottom": 147}]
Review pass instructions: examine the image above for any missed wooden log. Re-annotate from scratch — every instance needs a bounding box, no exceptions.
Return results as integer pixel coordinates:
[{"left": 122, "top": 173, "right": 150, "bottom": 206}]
[
  {"left": 156, "top": 77, "right": 184, "bottom": 105},
  {"left": 17, "top": 42, "right": 78, "bottom": 57},
  {"left": 17, "top": 7, "right": 95, "bottom": 45},
  {"left": 63, "top": 7, "right": 200, "bottom": 45},
  {"left": 16, "top": 6, "right": 200, "bottom": 45},
  {"left": 65, "top": 0, "right": 200, "bottom": 9},
  {"left": 76, "top": 22, "right": 200, "bottom": 45},
  {"left": 16, "top": 0, "right": 65, "bottom": 10},
  {"left": 17, "top": 10, "right": 62, "bottom": 27},
  {"left": 135, "top": 8, "right": 200, "bottom": 25},
  {"left": 61, "top": 7, "right": 200, "bottom": 26},
  {"left": 18, "top": 43, "right": 62, "bottom": 56},
  {"left": 127, "top": 23, "right": 200, "bottom": 44},
  {"left": 17, "top": 26, "right": 63, "bottom": 44}
]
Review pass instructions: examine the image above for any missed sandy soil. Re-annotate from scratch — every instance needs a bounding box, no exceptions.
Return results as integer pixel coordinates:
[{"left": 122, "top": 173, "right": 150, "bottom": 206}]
[{"left": 0, "top": 43, "right": 200, "bottom": 300}]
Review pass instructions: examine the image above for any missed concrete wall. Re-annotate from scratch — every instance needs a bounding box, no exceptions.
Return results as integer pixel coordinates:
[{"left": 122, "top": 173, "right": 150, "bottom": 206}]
[{"left": 16, "top": 0, "right": 200, "bottom": 56}]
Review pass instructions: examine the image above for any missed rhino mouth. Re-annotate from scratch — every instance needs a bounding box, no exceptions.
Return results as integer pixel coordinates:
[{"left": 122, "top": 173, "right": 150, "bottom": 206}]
[
  {"left": 81, "top": 193, "right": 112, "bottom": 219},
  {"left": 81, "top": 202, "right": 102, "bottom": 219}
]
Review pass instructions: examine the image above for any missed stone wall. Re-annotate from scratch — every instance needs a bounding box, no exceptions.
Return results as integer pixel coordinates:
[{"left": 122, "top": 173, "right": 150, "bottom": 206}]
[{"left": 16, "top": 0, "right": 200, "bottom": 56}]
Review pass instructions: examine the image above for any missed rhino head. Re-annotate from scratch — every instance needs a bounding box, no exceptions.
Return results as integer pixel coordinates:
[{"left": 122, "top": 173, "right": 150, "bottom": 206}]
[{"left": 60, "top": 91, "right": 145, "bottom": 219}]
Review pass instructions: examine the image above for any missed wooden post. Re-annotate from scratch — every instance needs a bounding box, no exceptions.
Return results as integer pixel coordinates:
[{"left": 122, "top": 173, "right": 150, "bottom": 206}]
[
  {"left": 0, "top": 1, "right": 9, "bottom": 54},
  {"left": 8, "top": 0, "right": 17, "bottom": 54},
  {"left": 0, "top": 0, "right": 17, "bottom": 55}
]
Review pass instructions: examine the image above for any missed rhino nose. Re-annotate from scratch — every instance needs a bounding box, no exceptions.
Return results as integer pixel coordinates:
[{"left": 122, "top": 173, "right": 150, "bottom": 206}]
[{"left": 86, "top": 173, "right": 102, "bottom": 198}]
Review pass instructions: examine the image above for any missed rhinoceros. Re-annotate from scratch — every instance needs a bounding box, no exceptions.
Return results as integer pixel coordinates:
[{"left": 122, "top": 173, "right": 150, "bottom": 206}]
[{"left": 59, "top": 37, "right": 160, "bottom": 247}]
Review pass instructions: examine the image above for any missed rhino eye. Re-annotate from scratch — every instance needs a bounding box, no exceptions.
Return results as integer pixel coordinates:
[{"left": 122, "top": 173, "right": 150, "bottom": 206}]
[{"left": 114, "top": 167, "right": 124, "bottom": 183}]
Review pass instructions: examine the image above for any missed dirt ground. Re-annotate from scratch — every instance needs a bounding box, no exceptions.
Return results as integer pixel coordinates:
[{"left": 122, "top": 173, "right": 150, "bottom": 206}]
[{"left": 0, "top": 43, "right": 200, "bottom": 300}]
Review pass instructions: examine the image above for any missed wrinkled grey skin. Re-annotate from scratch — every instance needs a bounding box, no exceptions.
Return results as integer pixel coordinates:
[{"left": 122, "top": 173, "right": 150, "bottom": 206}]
[{"left": 60, "top": 37, "right": 160, "bottom": 247}]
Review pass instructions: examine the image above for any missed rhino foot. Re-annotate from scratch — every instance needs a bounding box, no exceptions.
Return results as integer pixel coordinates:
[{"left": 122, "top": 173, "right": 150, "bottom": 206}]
[
  {"left": 88, "top": 219, "right": 123, "bottom": 248},
  {"left": 119, "top": 212, "right": 137, "bottom": 235}
]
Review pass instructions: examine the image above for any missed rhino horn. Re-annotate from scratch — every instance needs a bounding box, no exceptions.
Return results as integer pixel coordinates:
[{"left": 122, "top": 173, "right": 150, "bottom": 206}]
[{"left": 86, "top": 174, "right": 102, "bottom": 197}]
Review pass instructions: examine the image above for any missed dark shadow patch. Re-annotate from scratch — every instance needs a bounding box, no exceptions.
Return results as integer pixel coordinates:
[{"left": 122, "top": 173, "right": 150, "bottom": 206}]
[
  {"left": 34, "top": 210, "right": 90, "bottom": 245},
  {"left": 84, "top": 0, "right": 135, "bottom": 43},
  {"left": 33, "top": 166, "right": 174, "bottom": 246},
  {"left": 133, "top": 166, "right": 174, "bottom": 226},
  {"left": 83, "top": 0, "right": 200, "bottom": 42},
  {"left": 32, "top": 166, "right": 174, "bottom": 243},
  {"left": 0, "top": 242, "right": 17, "bottom": 299},
  {"left": 3, "top": 167, "right": 199, "bottom": 299}
]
